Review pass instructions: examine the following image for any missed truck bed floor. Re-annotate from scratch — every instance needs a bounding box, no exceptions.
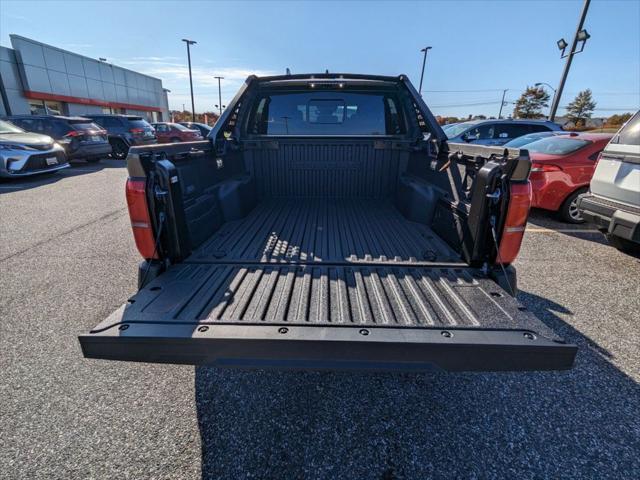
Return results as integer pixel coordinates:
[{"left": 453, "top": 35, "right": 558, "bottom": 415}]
[
  {"left": 188, "top": 198, "right": 461, "bottom": 264},
  {"left": 110, "top": 198, "right": 554, "bottom": 335}
]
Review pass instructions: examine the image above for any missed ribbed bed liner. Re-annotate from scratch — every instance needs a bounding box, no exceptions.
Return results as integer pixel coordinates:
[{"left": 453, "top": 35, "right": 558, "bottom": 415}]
[
  {"left": 110, "top": 198, "right": 557, "bottom": 338},
  {"left": 189, "top": 198, "right": 460, "bottom": 264}
]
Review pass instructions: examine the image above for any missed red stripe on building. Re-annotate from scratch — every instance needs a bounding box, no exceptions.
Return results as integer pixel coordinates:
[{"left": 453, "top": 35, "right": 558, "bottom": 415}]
[{"left": 23, "top": 90, "right": 162, "bottom": 113}]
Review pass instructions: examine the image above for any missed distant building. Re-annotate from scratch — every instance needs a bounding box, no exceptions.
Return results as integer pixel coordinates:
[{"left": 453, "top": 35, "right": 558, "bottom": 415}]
[{"left": 0, "top": 35, "right": 169, "bottom": 121}]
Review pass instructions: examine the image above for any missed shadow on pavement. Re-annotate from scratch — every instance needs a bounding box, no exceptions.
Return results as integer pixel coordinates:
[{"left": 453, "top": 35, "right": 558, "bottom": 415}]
[
  {"left": 0, "top": 159, "right": 125, "bottom": 194},
  {"left": 194, "top": 290, "right": 639, "bottom": 479}
]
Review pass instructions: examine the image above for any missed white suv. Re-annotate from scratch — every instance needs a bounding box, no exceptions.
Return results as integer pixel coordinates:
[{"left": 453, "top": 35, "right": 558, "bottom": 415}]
[{"left": 578, "top": 111, "right": 640, "bottom": 254}]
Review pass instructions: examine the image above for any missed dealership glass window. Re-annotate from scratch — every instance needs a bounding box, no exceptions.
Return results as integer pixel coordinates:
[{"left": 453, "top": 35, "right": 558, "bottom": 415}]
[
  {"left": 29, "top": 100, "right": 46, "bottom": 115},
  {"left": 45, "top": 101, "right": 63, "bottom": 115},
  {"left": 28, "top": 100, "right": 64, "bottom": 115}
]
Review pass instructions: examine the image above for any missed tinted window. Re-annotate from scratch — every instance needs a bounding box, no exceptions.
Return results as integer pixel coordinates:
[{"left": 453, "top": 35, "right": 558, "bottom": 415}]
[
  {"left": 613, "top": 111, "right": 640, "bottom": 146},
  {"left": 45, "top": 120, "right": 73, "bottom": 137},
  {"left": 444, "top": 122, "right": 476, "bottom": 138},
  {"left": 495, "top": 124, "right": 531, "bottom": 139},
  {"left": 172, "top": 123, "right": 193, "bottom": 132},
  {"left": 95, "top": 117, "right": 123, "bottom": 128},
  {"left": 247, "top": 91, "right": 405, "bottom": 136},
  {"left": 128, "top": 119, "right": 152, "bottom": 129},
  {"left": 70, "top": 122, "right": 102, "bottom": 132},
  {"left": 466, "top": 124, "right": 494, "bottom": 140},
  {"left": 13, "top": 118, "right": 46, "bottom": 134},
  {"left": 529, "top": 124, "right": 552, "bottom": 133},
  {"left": 526, "top": 137, "right": 590, "bottom": 155}
]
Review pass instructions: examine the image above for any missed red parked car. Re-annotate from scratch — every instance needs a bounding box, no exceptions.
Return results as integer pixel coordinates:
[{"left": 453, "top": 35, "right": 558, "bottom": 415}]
[
  {"left": 151, "top": 122, "right": 203, "bottom": 143},
  {"left": 524, "top": 133, "right": 614, "bottom": 223}
]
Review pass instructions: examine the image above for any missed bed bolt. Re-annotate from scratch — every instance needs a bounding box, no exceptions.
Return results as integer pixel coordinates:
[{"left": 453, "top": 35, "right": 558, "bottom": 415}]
[
  {"left": 118, "top": 324, "right": 129, "bottom": 331},
  {"left": 441, "top": 330, "right": 452, "bottom": 338},
  {"left": 359, "top": 329, "right": 370, "bottom": 336},
  {"left": 523, "top": 332, "right": 536, "bottom": 340},
  {"left": 278, "top": 327, "right": 289, "bottom": 334},
  {"left": 197, "top": 326, "right": 209, "bottom": 333}
]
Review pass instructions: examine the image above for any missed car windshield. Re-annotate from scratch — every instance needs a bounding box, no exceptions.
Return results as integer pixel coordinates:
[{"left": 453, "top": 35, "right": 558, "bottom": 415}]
[
  {"left": 525, "top": 136, "right": 590, "bottom": 155},
  {"left": 504, "top": 132, "right": 554, "bottom": 148},
  {"left": 0, "top": 119, "right": 24, "bottom": 134},
  {"left": 443, "top": 122, "right": 476, "bottom": 138}
]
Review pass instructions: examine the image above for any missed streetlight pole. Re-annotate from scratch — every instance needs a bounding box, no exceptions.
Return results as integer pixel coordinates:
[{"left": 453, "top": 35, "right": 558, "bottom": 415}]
[
  {"left": 498, "top": 89, "right": 508, "bottom": 119},
  {"left": 214, "top": 76, "right": 224, "bottom": 117},
  {"left": 418, "top": 46, "right": 432, "bottom": 96},
  {"left": 181, "top": 38, "right": 197, "bottom": 122},
  {"left": 549, "top": 0, "right": 591, "bottom": 121},
  {"left": 535, "top": 82, "right": 557, "bottom": 119}
]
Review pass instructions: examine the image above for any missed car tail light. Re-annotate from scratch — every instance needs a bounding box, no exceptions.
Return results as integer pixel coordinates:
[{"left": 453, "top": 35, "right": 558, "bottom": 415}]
[
  {"left": 64, "top": 130, "right": 82, "bottom": 137},
  {"left": 130, "top": 128, "right": 144, "bottom": 135},
  {"left": 125, "top": 178, "right": 159, "bottom": 259},
  {"left": 530, "top": 163, "right": 562, "bottom": 172},
  {"left": 495, "top": 182, "right": 532, "bottom": 265}
]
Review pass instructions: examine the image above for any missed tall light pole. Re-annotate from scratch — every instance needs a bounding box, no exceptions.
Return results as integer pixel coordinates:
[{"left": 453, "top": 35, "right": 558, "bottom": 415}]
[
  {"left": 549, "top": 0, "right": 591, "bottom": 121},
  {"left": 181, "top": 38, "right": 197, "bottom": 121},
  {"left": 214, "top": 76, "right": 224, "bottom": 117},
  {"left": 418, "top": 46, "right": 432, "bottom": 96},
  {"left": 498, "top": 89, "right": 508, "bottom": 119},
  {"left": 535, "top": 82, "right": 557, "bottom": 119}
]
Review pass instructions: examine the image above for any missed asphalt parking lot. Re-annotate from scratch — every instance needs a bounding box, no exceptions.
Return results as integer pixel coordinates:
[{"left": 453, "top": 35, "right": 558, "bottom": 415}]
[{"left": 1, "top": 161, "right": 639, "bottom": 479}]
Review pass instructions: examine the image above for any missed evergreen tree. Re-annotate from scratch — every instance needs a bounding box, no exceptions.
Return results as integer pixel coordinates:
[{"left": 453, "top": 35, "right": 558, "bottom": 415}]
[
  {"left": 513, "top": 86, "right": 550, "bottom": 119},
  {"left": 566, "top": 89, "right": 596, "bottom": 127}
]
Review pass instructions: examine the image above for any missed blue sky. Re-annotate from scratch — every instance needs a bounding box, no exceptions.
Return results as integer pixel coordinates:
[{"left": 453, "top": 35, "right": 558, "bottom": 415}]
[{"left": 2, "top": 0, "right": 639, "bottom": 118}]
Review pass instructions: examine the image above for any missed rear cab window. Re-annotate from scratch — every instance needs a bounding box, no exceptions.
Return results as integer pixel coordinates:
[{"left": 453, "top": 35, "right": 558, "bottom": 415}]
[{"left": 247, "top": 91, "right": 406, "bottom": 136}]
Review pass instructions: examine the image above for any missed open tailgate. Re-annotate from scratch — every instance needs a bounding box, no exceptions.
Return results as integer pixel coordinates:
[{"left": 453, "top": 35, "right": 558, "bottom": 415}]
[{"left": 80, "top": 263, "right": 576, "bottom": 372}]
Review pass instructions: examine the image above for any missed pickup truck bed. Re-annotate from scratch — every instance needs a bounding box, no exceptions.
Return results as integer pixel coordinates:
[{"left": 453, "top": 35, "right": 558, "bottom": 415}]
[
  {"left": 80, "top": 73, "right": 577, "bottom": 371},
  {"left": 189, "top": 198, "right": 460, "bottom": 263},
  {"left": 84, "top": 197, "right": 573, "bottom": 371}
]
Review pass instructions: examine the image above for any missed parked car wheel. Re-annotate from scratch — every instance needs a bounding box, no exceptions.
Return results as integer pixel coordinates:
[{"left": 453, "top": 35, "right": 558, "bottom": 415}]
[
  {"left": 110, "top": 139, "right": 128, "bottom": 159},
  {"left": 559, "top": 188, "right": 588, "bottom": 223},
  {"left": 170, "top": 137, "right": 181, "bottom": 143},
  {"left": 605, "top": 233, "right": 640, "bottom": 256}
]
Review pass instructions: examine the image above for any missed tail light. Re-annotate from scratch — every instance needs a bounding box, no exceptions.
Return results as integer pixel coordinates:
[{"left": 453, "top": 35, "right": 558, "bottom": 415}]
[
  {"left": 531, "top": 163, "right": 562, "bottom": 172},
  {"left": 495, "top": 182, "right": 532, "bottom": 265},
  {"left": 64, "top": 130, "right": 82, "bottom": 138},
  {"left": 125, "top": 178, "right": 159, "bottom": 259},
  {"left": 130, "top": 128, "right": 145, "bottom": 135}
]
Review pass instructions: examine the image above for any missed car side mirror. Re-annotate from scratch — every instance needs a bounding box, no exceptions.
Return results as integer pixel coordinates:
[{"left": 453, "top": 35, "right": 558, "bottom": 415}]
[{"left": 461, "top": 132, "right": 475, "bottom": 142}]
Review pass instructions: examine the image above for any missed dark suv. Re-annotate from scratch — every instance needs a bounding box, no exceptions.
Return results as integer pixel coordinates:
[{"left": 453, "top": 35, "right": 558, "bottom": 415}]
[
  {"left": 5, "top": 115, "right": 112, "bottom": 162},
  {"left": 84, "top": 114, "right": 157, "bottom": 159}
]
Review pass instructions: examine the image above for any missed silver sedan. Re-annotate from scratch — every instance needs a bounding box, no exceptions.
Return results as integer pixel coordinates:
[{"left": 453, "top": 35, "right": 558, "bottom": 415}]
[{"left": 0, "top": 119, "right": 69, "bottom": 178}]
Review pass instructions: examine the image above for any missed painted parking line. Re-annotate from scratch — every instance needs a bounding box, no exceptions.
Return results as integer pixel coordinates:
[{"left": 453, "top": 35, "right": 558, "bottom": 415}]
[{"left": 526, "top": 228, "right": 599, "bottom": 233}]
